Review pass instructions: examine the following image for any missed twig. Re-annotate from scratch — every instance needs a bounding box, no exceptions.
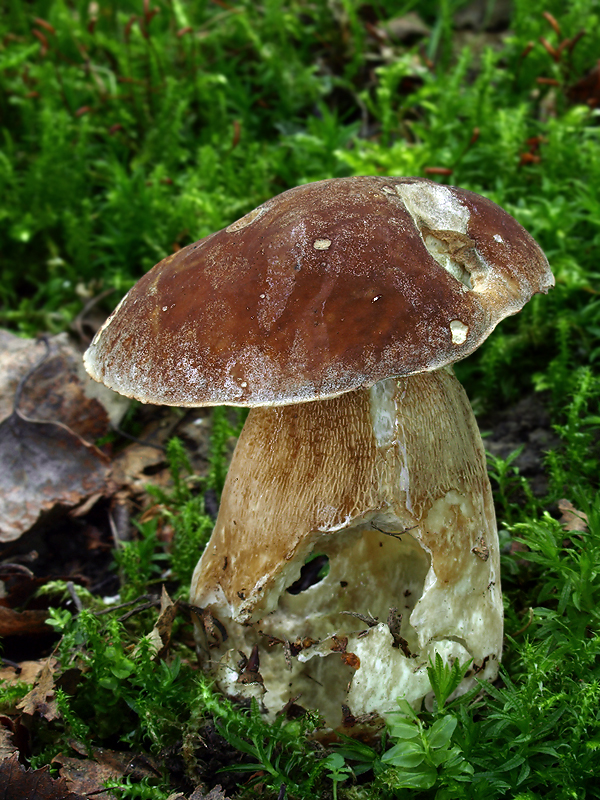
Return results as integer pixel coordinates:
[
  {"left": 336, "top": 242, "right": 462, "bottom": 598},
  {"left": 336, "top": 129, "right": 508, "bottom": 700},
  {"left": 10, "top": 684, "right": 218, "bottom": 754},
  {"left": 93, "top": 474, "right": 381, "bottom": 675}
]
[
  {"left": 118, "top": 599, "right": 160, "bottom": 622},
  {"left": 94, "top": 593, "right": 154, "bottom": 616},
  {"left": 340, "top": 610, "right": 378, "bottom": 627},
  {"left": 66, "top": 581, "right": 84, "bottom": 612},
  {"left": 110, "top": 424, "right": 166, "bottom": 452},
  {"left": 0, "top": 658, "right": 22, "bottom": 672},
  {"left": 512, "top": 607, "right": 534, "bottom": 636},
  {"left": 72, "top": 287, "right": 115, "bottom": 343}
]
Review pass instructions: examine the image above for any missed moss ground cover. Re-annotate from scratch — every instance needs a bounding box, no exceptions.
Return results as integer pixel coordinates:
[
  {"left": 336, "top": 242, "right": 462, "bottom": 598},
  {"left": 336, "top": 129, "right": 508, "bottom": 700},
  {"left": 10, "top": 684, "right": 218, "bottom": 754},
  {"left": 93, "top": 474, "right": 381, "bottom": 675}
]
[{"left": 1, "top": 0, "right": 600, "bottom": 797}]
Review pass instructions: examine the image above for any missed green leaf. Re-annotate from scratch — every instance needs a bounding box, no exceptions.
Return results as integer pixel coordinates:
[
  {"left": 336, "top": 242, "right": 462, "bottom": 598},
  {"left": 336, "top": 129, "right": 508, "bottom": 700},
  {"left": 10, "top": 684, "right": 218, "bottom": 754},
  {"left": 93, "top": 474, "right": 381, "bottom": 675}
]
[
  {"left": 381, "top": 740, "right": 426, "bottom": 768},
  {"left": 427, "top": 653, "right": 473, "bottom": 709},
  {"left": 388, "top": 718, "right": 421, "bottom": 739},
  {"left": 428, "top": 715, "right": 457, "bottom": 749},
  {"left": 323, "top": 753, "right": 346, "bottom": 771},
  {"left": 390, "top": 764, "right": 438, "bottom": 790}
]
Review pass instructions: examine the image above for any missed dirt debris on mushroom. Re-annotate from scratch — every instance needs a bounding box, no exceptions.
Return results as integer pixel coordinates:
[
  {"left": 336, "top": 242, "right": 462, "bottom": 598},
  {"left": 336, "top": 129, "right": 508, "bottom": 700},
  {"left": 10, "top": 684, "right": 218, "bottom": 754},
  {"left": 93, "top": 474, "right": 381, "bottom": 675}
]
[{"left": 84, "top": 176, "right": 553, "bottom": 730}]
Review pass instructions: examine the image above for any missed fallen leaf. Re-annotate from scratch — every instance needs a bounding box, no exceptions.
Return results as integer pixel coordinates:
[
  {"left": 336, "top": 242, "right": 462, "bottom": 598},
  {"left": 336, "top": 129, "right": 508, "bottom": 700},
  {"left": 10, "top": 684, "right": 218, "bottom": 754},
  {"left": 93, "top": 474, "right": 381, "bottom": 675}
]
[
  {"left": 0, "top": 564, "right": 45, "bottom": 608},
  {"left": 0, "top": 724, "right": 18, "bottom": 761},
  {"left": 236, "top": 643, "right": 263, "bottom": 686},
  {"left": 0, "top": 607, "right": 49, "bottom": 637},
  {"left": 0, "top": 660, "right": 45, "bottom": 687},
  {"left": 558, "top": 499, "right": 589, "bottom": 533},
  {"left": 0, "top": 409, "right": 111, "bottom": 542},
  {"left": 53, "top": 748, "right": 158, "bottom": 800},
  {"left": 110, "top": 442, "right": 166, "bottom": 490},
  {"left": 0, "top": 714, "right": 30, "bottom": 761},
  {"left": 16, "top": 659, "right": 60, "bottom": 722},
  {"left": 0, "top": 752, "right": 86, "bottom": 800},
  {"left": 190, "top": 786, "right": 232, "bottom": 800},
  {"left": 135, "top": 586, "right": 178, "bottom": 659},
  {"left": 0, "top": 332, "right": 111, "bottom": 440}
]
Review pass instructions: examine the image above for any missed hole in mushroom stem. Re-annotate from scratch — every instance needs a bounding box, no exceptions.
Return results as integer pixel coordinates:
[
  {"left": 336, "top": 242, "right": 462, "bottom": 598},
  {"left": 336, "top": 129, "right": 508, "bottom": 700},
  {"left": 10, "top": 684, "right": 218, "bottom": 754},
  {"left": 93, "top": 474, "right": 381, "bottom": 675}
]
[
  {"left": 286, "top": 553, "right": 330, "bottom": 595},
  {"left": 242, "top": 519, "right": 431, "bottom": 723}
]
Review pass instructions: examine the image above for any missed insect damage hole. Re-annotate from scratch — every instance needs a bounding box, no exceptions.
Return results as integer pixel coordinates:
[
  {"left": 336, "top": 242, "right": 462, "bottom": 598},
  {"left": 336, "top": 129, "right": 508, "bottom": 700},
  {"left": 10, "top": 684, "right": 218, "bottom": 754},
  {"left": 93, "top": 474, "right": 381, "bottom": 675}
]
[
  {"left": 422, "top": 229, "right": 474, "bottom": 290},
  {"left": 286, "top": 553, "right": 330, "bottom": 595}
]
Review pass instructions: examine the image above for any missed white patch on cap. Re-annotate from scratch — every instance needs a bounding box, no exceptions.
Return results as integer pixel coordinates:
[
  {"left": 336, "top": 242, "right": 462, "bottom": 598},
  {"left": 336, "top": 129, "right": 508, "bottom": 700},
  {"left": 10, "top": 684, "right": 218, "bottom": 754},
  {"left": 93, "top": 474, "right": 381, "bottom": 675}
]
[
  {"left": 313, "top": 238, "right": 332, "bottom": 250},
  {"left": 450, "top": 320, "right": 469, "bottom": 344},
  {"left": 395, "top": 182, "right": 470, "bottom": 234},
  {"left": 395, "top": 183, "right": 474, "bottom": 290},
  {"left": 493, "top": 234, "right": 503, "bottom": 243},
  {"left": 226, "top": 205, "right": 267, "bottom": 232}
]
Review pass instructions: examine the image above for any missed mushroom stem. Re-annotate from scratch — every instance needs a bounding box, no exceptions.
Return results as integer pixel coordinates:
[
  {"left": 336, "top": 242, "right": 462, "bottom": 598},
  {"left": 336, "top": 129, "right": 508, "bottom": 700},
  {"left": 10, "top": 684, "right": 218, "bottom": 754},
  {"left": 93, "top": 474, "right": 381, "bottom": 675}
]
[{"left": 191, "top": 369, "right": 502, "bottom": 727}]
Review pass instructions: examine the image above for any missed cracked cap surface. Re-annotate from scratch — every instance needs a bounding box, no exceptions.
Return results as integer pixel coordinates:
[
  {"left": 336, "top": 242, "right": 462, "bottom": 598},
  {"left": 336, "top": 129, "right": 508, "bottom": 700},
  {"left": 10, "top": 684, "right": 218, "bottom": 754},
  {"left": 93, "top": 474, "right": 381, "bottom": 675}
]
[{"left": 84, "top": 176, "right": 553, "bottom": 407}]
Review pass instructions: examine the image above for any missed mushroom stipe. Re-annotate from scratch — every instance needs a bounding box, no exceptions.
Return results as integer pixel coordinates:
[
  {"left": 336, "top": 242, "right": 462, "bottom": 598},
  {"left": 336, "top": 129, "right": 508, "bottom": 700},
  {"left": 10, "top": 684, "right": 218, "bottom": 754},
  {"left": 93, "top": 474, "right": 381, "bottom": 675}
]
[{"left": 84, "top": 176, "right": 553, "bottom": 731}]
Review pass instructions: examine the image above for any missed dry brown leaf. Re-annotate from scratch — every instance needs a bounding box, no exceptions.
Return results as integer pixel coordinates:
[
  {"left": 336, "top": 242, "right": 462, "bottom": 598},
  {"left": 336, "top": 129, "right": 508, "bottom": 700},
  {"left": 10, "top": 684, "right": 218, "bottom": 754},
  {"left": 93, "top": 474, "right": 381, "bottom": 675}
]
[
  {"left": 0, "top": 331, "right": 110, "bottom": 440},
  {"left": 16, "top": 658, "right": 60, "bottom": 722},
  {"left": 190, "top": 786, "right": 232, "bottom": 800},
  {"left": 0, "top": 724, "right": 18, "bottom": 761},
  {"left": 0, "top": 409, "right": 111, "bottom": 542},
  {"left": 0, "top": 714, "right": 30, "bottom": 761},
  {"left": 0, "top": 660, "right": 45, "bottom": 687},
  {"left": 110, "top": 442, "right": 166, "bottom": 490},
  {"left": 167, "top": 788, "right": 232, "bottom": 800},
  {"left": 135, "top": 586, "right": 178, "bottom": 659},
  {"left": 53, "top": 753, "right": 122, "bottom": 800},
  {"left": 0, "top": 563, "right": 45, "bottom": 608},
  {"left": 558, "top": 499, "right": 589, "bottom": 533},
  {"left": 0, "top": 607, "right": 49, "bottom": 637},
  {"left": 53, "top": 748, "right": 156, "bottom": 800},
  {"left": 0, "top": 752, "right": 86, "bottom": 800}
]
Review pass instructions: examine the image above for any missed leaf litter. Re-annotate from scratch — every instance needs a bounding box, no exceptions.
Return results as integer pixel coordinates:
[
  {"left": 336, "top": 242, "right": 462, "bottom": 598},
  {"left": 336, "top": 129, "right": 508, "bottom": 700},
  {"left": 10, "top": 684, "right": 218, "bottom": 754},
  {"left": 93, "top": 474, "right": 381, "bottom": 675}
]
[{"left": 0, "top": 337, "right": 111, "bottom": 543}]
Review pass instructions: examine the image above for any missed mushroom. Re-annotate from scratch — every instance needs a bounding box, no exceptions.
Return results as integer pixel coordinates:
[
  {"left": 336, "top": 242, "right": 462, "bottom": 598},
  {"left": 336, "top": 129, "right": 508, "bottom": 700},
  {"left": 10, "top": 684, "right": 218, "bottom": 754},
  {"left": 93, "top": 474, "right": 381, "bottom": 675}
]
[{"left": 83, "top": 177, "right": 553, "bottom": 729}]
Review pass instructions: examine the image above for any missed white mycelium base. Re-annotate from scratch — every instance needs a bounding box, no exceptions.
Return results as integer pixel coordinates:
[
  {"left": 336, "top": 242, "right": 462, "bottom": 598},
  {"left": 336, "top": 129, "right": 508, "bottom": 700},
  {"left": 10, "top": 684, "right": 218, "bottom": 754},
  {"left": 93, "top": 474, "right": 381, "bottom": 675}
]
[{"left": 191, "top": 370, "right": 502, "bottom": 730}]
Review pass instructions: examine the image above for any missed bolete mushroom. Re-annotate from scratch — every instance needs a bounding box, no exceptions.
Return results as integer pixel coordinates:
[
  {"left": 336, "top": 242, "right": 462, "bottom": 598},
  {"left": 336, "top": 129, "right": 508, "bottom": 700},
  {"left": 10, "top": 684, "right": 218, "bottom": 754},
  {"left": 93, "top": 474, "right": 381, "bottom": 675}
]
[{"left": 83, "top": 177, "right": 553, "bottom": 729}]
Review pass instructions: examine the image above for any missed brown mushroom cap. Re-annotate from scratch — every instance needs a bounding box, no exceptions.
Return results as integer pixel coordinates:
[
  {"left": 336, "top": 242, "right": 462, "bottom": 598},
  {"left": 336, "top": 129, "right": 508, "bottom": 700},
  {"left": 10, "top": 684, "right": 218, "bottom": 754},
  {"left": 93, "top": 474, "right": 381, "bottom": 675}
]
[{"left": 84, "top": 177, "right": 553, "bottom": 407}]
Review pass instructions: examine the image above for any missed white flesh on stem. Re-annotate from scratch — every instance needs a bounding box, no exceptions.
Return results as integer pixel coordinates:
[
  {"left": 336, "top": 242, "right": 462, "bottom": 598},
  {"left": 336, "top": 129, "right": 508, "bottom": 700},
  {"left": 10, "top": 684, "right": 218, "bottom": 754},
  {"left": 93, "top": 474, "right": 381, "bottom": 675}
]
[{"left": 190, "top": 369, "right": 502, "bottom": 729}]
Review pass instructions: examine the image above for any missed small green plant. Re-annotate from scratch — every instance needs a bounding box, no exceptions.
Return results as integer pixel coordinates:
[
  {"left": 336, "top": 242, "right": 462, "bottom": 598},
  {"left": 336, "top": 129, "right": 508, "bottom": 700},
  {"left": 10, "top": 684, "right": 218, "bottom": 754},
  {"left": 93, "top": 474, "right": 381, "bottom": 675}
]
[
  {"left": 0, "top": 677, "right": 33, "bottom": 714},
  {"left": 428, "top": 652, "right": 475, "bottom": 711},
  {"left": 55, "top": 687, "right": 92, "bottom": 753},
  {"left": 380, "top": 699, "right": 474, "bottom": 790},
  {"left": 192, "top": 684, "right": 324, "bottom": 798},
  {"left": 112, "top": 518, "right": 168, "bottom": 602},
  {"left": 486, "top": 446, "right": 537, "bottom": 525},
  {"left": 145, "top": 437, "right": 215, "bottom": 589},
  {"left": 546, "top": 366, "right": 600, "bottom": 498},
  {"left": 44, "top": 606, "right": 75, "bottom": 635},
  {"left": 102, "top": 777, "right": 171, "bottom": 800},
  {"left": 323, "top": 752, "right": 353, "bottom": 800},
  {"left": 36, "top": 579, "right": 98, "bottom": 608},
  {"left": 45, "top": 609, "right": 198, "bottom": 752},
  {"left": 207, "top": 407, "right": 247, "bottom": 498}
]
